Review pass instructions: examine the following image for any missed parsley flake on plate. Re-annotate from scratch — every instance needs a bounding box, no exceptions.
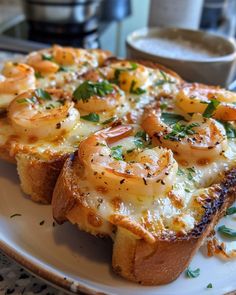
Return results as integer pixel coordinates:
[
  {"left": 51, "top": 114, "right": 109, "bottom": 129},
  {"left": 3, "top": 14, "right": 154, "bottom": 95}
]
[
  {"left": 226, "top": 206, "right": 236, "bottom": 215},
  {"left": 185, "top": 267, "right": 200, "bottom": 278},
  {"left": 218, "top": 225, "right": 236, "bottom": 238}
]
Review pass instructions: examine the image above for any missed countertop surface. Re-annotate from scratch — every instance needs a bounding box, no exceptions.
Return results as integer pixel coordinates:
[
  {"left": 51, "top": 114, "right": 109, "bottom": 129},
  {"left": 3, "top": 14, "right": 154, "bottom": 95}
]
[{"left": 0, "top": 252, "right": 66, "bottom": 295}]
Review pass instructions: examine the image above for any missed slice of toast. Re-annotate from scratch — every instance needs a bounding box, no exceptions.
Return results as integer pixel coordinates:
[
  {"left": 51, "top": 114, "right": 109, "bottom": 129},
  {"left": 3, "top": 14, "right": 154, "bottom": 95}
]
[
  {"left": 52, "top": 143, "right": 236, "bottom": 285},
  {"left": 0, "top": 55, "right": 183, "bottom": 203}
]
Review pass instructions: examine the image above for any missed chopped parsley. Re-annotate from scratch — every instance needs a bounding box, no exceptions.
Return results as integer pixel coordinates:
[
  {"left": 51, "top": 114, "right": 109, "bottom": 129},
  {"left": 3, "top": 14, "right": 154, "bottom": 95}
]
[
  {"left": 219, "top": 121, "right": 236, "bottom": 139},
  {"left": 42, "top": 53, "right": 53, "bottom": 61},
  {"left": 161, "top": 112, "right": 186, "bottom": 125},
  {"left": 177, "top": 168, "right": 185, "bottom": 176},
  {"left": 35, "top": 88, "right": 52, "bottom": 100},
  {"left": 186, "top": 167, "right": 195, "bottom": 181},
  {"left": 185, "top": 267, "right": 200, "bottom": 278},
  {"left": 134, "top": 130, "right": 149, "bottom": 148},
  {"left": 73, "top": 80, "right": 114, "bottom": 102},
  {"left": 112, "top": 62, "right": 138, "bottom": 84},
  {"left": 110, "top": 145, "right": 123, "bottom": 160},
  {"left": 10, "top": 213, "right": 22, "bottom": 218},
  {"left": 17, "top": 89, "right": 52, "bottom": 104},
  {"left": 226, "top": 206, "right": 236, "bottom": 215},
  {"left": 58, "top": 66, "right": 69, "bottom": 72},
  {"left": 218, "top": 225, "right": 236, "bottom": 238},
  {"left": 202, "top": 99, "right": 220, "bottom": 118},
  {"left": 35, "top": 72, "right": 43, "bottom": 79},
  {"left": 160, "top": 102, "right": 168, "bottom": 110},
  {"left": 16, "top": 97, "right": 37, "bottom": 104},
  {"left": 206, "top": 283, "right": 213, "bottom": 289},
  {"left": 102, "top": 117, "right": 116, "bottom": 125},
  {"left": 45, "top": 103, "right": 56, "bottom": 110},
  {"left": 155, "top": 70, "right": 175, "bottom": 86},
  {"left": 80, "top": 113, "right": 100, "bottom": 122},
  {"left": 177, "top": 167, "right": 195, "bottom": 181},
  {"left": 164, "top": 122, "right": 199, "bottom": 141},
  {"left": 184, "top": 188, "right": 191, "bottom": 193},
  {"left": 129, "top": 80, "right": 146, "bottom": 95}
]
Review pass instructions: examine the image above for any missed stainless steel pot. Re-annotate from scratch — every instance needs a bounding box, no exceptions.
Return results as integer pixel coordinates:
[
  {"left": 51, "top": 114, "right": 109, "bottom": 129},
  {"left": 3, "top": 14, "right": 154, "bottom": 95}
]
[{"left": 21, "top": 0, "right": 101, "bottom": 24}]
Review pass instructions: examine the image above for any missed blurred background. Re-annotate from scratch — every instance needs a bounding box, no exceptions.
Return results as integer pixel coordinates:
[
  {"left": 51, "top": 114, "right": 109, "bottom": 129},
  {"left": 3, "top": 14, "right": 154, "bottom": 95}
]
[{"left": 0, "top": 0, "right": 236, "bottom": 56}]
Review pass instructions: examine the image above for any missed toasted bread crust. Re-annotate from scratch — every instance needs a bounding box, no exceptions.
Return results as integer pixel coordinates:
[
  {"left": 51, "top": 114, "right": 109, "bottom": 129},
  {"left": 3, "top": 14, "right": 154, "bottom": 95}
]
[
  {"left": 113, "top": 172, "right": 236, "bottom": 285},
  {"left": 17, "top": 153, "right": 69, "bottom": 203},
  {"left": 52, "top": 155, "right": 114, "bottom": 235},
  {"left": 52, "top": 152, "right": 236, "bottom": 285}
]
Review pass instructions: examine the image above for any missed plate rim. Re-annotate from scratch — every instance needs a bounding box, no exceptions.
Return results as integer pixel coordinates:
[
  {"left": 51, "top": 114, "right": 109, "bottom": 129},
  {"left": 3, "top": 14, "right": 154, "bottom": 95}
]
[{"left": 0, "top": 237, "right": 104, "bottom": 295}]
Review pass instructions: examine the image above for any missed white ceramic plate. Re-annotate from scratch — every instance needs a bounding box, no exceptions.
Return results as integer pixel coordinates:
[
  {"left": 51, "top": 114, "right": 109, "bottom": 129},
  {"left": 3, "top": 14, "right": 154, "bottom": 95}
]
[{"left": 0, "top": 159, "right": 236, "bottom": 295}]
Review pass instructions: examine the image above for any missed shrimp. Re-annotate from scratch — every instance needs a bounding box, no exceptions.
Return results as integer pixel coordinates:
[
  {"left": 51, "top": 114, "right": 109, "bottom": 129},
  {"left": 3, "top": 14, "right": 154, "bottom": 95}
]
[
  {"left": 26, "top": 45, "right": 98, "bottom": 75},
  {"left": 102, "top": 61, "right": 151, "bottom": 93},
  {"left": 176, "top": 83, "right": 236, "bottom": 121},
  {"left": 73, "top": 80, "right": 125, "bottom": 112},
  {"left": 78, "top": 125, "right": 178, "bottom": 201},
  {"left": 8, "top": 89, "right": 79, "bottom": 140},
  {"left": 142, "top": 107, "right": 227, "bottom": 165},
  {"left": 26, "top": 51, "right": 59, "bottom": 75},
  {"left": 89, "top": 48, "right": 111, "bottom": 66},
  {"left": 0, "top": 62, "right": 36, "bottom": 109}
]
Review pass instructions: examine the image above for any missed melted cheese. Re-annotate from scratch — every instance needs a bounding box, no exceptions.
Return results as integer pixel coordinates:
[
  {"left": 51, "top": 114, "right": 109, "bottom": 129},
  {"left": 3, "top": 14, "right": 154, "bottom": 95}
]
[
  {"left": 1, "top": 54, "right": 234, "bottom": 241},
  {"left": 72, "top": 136, "right": 236, "bottom": 240}
]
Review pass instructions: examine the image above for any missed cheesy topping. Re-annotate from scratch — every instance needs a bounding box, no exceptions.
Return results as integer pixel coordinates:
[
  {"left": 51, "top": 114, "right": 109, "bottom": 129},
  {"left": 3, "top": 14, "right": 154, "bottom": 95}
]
[{"left": 0, "top": 48, "right": 235, "bottom": 242}]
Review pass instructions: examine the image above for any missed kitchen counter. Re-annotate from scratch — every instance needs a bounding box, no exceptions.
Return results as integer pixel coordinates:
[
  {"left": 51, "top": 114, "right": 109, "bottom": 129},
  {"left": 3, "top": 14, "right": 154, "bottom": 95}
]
[{"left": 0, "top": 251, "right": 66, "bottom": 295}]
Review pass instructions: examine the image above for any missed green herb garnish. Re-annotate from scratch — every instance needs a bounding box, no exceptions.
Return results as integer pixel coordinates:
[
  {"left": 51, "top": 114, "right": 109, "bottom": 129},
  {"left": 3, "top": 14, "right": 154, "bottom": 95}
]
[
  {"left": 160, "top": 102, "right": 168, "bottom": 110},
  {"left": 35, "top": 72, "right": 43, "bottom": 79},
  {"left": 134, "top": 130, "right": 149, "bottom": 148},
  {"left": 111, "top": 145, "right": 123, "bottom": 160},
  {"left": 58, "top": 66, "right": 69, "bottom": 72},
  {"left": 129, "top": 80, "right": 146, "bottom": 95},
  {"left": 42, "top": 53, "right": 53, "bottom": 61},
  {"left": 161, "top": 112, "right": 186, "bottom": 125},
  {"left": 202, "top": 99, "right": 220, "bottom": 118},
  {"left": 206, "top": 283, "right": 213, "bottom": 289},
  {"left": 164, "top": 122, "right": 199, "bottom": 141},
  {"left": 102, "top": 117, "right": 116, "bottom": 125},
  {"left": 218, "top": 225, "right": 236, "bottom": 238},
  {"left": 81, "top": 113, "right": 100, "bottom": 122},
  {"left": 226, "top": 206, "right": 236, "bottom": 215},
  {"left": 45, "top": 103, "right": 56, "bottom": 110},
  {"left": 112, "top": 62, "right": 138, "bottom": 84},
  {"left": 127, "top": 148, "right": 135, "bottom": 154},
  {"left": 186, "top": 167, "right": 195, "bottom": 181},
  {"left": 73, "top": 80, "right": 114, "bottom": 102},
  {"left": 186, "top": 267, "right": 200, "bottom": 278},
  {"left": 35, "top": 88, "right": 52, "bottom": 100},
  {"left": 177, "top": 168, "right": 185, "bottom": 176},
  {"left": 16, "top": 97, "right": 37, "bottom": 104},
  {"left": 155, "top": 70, "right": 175, "bottom": 86},
  {"left": 219, "top": 121, "right": 236, "bottom": 139}
]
